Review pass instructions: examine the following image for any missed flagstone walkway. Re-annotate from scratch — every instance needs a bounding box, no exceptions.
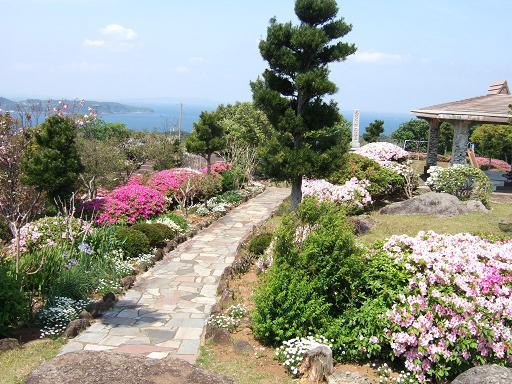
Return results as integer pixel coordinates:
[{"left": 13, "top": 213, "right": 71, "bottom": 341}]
[{"left": 60, "top": 187, "right": 289, "bottom": 363}]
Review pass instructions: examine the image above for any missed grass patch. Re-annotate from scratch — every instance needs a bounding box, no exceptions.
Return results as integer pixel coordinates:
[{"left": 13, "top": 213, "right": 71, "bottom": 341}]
[
  {"left": 197, "top": 343, "right": 294, "bottom": 384},
  {"left": 0, "top": 338, "right": 65, "bottom": 384},
  {"left": 359, "top": 203, "right": 512, "bottom": 244}
]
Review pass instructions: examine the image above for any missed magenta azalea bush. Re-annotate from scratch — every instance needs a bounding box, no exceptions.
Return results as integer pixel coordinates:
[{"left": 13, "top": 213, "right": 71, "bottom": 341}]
[
  {"left": 356, "top": 142, "right": 409, "bottom": 162},
  {"left": 97, "top": 184, "right": 166, "bottom": 225},
  {"left": 147, "top": 168, "right": 200, "bottom": 195},
  {"left": 383, "top": 232, "right": 512, "bottom": 382},
  {"left": 200, "top": 161, "right": 230, "bottom": 174},
  {"left": 302, "top": 177, "right": 372, "bottom": 210}
]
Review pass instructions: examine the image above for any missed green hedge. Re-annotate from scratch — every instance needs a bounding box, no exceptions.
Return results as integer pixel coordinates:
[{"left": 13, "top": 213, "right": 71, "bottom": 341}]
[
  {"left": 131, "top": 223, "right": 173, "bottom": 248},
  {"left": 115, "top": 227, "right": 150, "bottom": 258}
]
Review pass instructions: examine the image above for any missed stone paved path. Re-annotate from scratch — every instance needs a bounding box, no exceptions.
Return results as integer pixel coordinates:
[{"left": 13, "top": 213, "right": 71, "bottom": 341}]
[{"left": 60, "top": 187, "right": 289, "bottom": 363}]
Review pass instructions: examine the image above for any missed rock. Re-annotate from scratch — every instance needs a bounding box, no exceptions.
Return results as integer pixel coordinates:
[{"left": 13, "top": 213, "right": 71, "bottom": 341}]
[
  {"left": 153, "top": 249, "right": 164, "bottom": 261},
  {"left": 120, "top": 275, "right": 136, "bottom": 290},
  {"left": 218, "top": 289, "right": 234, "bottom": 308},
  {"left": 299, "top": 345, "right": 334, "bottom": 382},
  {"left": 232, "top": 339, "right": 254, "bottom": 354},
  {"left": 380, "top": 192, "right": 488, "bottom": 217},
  {"left": 64, "top": 319, "right": 90, "bottom": 338},
  {"left": 0, "top": 337, "right": 20, "bottom": 352},
  {"left": 205, "top": 325, "right": 231, "bottom": 345},
  {"left": 78, "top": 310, "right": 93, "bottom": 320},
  {"left": 349, "top": 215, "right": 376, "bottom": 235},
  {"left": 451, "top": 365, "right": 512, "bottom": 384},
  {"left": 498, "top": 215, "right": 512, "bottom": 233},
  {"left": 102, "top": 292, "right": 116, "bottom": 304},
  {"left": 164, "top": 240, "right": 178, "bottom": 252},
  {"left": 326, "top": 371, "right": 371, "bottom": 384},
  {"left": 25, "top": 351, "right": 234, "bottom": 384},
  {"left": 210, "top": 303, "right": 222, "bottom": 315}
]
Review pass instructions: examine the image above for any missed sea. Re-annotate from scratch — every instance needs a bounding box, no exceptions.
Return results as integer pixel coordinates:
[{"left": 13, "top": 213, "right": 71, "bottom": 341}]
[{"left": 101, "top": 103, "right": 413, "bottom": 136}]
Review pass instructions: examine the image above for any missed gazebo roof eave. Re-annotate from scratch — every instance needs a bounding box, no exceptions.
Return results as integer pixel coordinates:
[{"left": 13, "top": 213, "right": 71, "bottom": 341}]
[{"left": 411, "top": 109, "right": 509, "bottom": 124}]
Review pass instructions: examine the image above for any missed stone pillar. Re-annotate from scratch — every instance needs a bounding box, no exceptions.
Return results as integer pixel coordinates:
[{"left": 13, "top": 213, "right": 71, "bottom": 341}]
[
  {"left": 425, "top": 119, "right": 440, "bottom": 172},
  {"left": 451, "top": 120, "right": 470, "bottom": 165},
  {"left": 351, "top": 109, "right": 361, "bottom": 150}
]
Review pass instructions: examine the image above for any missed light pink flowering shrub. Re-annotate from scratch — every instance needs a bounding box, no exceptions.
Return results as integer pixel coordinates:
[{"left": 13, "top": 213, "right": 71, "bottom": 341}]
[
  {"left": 475, "top": 156, "right": 511, "bottom": 172},
  {"left": 302, "top": 178, "right": 372, "bottom": 211},
  {"left": 383, "top": 231, "right": 512, "bottom": 382},
  {"left": 356, "top": 142, "right": 409, "bottom": 162},
  {"left": 97, "top": 184, "right": 166, "bottom": 225},
  {"left": 146, "top": 168, "right": 200, "bottom": 196}
]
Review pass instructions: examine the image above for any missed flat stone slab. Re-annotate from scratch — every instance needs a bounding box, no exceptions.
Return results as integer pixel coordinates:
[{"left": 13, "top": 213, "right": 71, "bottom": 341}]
[{"left": 60, "top": 187, "right": 289, "bottom": 362}]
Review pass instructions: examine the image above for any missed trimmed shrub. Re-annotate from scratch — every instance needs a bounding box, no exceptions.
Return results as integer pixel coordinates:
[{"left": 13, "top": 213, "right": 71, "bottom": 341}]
[
  {"left": 131, "top": 223, "right": 167, "bottom": 248},
  {"left": 221, "top": 167, "right": 245, "bottom": 191},
  {"left": 329, "top": 153, "right": 404, "bottom": 198},
  {"left": 115, "top": 227, "right": 150, "bottom": 258},
  {"left": 248, "top": 232, "right": 273, "bottom": 256},
  {"left": 0, "top": 262, "right": 27, "bottom": 336},
  {"left": 426, "top": 165, "right": 492, "bottom": 205}
]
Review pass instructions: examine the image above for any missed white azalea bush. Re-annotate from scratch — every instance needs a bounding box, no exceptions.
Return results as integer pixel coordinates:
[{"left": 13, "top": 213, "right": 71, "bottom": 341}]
[
  {"left": 426, "top": 165, "right": 492, "bottom": 205},
  {"left": 356, "top": 142, "right": 409, "bottom": 162}
]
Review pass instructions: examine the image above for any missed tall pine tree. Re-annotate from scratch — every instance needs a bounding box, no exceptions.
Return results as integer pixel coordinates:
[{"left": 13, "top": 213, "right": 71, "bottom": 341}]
[
  {"left": 362, "top": 119, "right": 384, "bottom": 143},
  {"left": 252, "top": 0, "right": 356, "bottom": 209}
]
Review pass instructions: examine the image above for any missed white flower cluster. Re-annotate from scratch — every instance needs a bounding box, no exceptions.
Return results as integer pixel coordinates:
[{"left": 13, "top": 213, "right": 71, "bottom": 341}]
[
  {"left": 275, "top": 335, "right": 333, "bottom": 377},
  {"left": 207, "top": 304, "right": 248, "bottom": 332},
  {"left": 96, "top": 278, "right": 121, "bottom": 294},
  {"left": 131, "top": 253, "right": 154, "bottom": 269},
  {"left": 146, "top": 217, "right": 183, "bottom": 234},
  {"left": 111, "top": 255, "right": 133, "bottom": 277},
  {"left": 194, "top": 206, "right": 210, "bottom": 216},
  {"left": 376, "top": 363, "right": 415, "bottom": 384},
  {"left": 38, "top": 297, "right": 90, "bottom": 338}
]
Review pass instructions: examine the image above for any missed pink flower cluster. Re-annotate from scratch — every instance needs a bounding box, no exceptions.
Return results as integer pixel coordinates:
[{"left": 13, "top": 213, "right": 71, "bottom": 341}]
[
  {"left": 475, "top": 157, "right": 511, "bottom": 172},
  {"left": 383, "top": 232, "right": 512, "bottom": 382},
  {"left": 147, "top": 168, "right": 200, "bottom": 195},
  {"left": 356, "top": 142, "right": 409, "bottom": 162},
  {"left": 200, "top": 161, "right": 231, "bottom": 174},
  {"left": 302, "top": 178, "right": 372, "bottom": 209},
  {"left": 97, "top": 184, "right": 166, "bottom": 225}
]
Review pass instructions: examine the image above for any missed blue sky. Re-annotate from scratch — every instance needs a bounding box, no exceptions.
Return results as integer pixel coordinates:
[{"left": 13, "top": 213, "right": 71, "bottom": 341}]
[{"left": 1, "top": 0, "right": 511, "bottom": 113}]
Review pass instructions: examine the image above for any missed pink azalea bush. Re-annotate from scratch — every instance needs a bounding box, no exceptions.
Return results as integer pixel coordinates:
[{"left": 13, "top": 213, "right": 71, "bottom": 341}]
[
  {"left": 356, "top": 142, "right": 409, "bottom": 162},
  {"left": 475, "top": 156, "right": 511, "bottom": 172},
  {"left": 382, "top": 232, "right": 512, "bottom": 382},
  {"left": 200, "top": 161, "right": 230, "bottom": 174},
  {"left": 302, "top": 178, "right": 372, "bottom": 210},
  {"left": 97, "top": 184, "right": 166, "bottom": 225},
  {"left": 146, "top": 168, "right": 200, "bottom": 195}
]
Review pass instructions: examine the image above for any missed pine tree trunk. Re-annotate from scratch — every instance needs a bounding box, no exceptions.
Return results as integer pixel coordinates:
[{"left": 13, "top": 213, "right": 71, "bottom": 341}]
[
  {"left": 207, "top": 153, "right": 212, "bottom": 174},
  {"left": 290, "top": 176, "right": 302, "bottom": 210}
]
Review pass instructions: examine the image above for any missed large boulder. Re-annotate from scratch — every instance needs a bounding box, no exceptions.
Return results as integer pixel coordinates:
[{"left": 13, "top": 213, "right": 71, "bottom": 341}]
[
  {"left": 26, "top": 351, "right": 234, "bottom": 384},
  {"left": 451, "top": 365, "right": 512, "bottom": 384},
  {"left": 380, "top": 192, "right": 488, "bottom": 216}
]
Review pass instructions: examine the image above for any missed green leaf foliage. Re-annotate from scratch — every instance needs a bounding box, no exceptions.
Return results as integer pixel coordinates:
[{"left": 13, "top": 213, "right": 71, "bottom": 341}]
[
  {"left": 252, "top": 0, "right": 356, "bottom": 208},
  {"left": 115, "top": 227, "right": 150, "bottom": 258},
  {"left": 0, "top": 262, "right": 27, "bottom": 336},
  {"left": 131, "top": 223, "right": 174, "bottom": 248},
  {"left": 329, "top": 152, "right": 405, "bottom": 199},
  {"left": 185, "top": 111, "right": 226, "bottom": 173},
  {"left": 362, "top": 120, "right": 384, "bottom": 143},
  {"left": 248, "top": 232, "right": 273, "bottom": 256},
  {"left": 391, "top": 119, "right": 429, "bottom": 145},
  {"left": 21, "top": 115, "right": 83, "bottom": 202}
]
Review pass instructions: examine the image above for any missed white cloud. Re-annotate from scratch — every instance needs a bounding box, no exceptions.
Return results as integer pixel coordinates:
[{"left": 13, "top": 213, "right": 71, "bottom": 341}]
[
  {"left": 100, "top": 24, "right": 137, "bottom": 41},
  {"left": 351, "top": 51, "right": 404, "bottom": 64},
  {"left": 83, "top": 39, "right": 105, "bottom": 48},
  {"left": 83, "top": 24, "right": 138, "bottom": 49}
]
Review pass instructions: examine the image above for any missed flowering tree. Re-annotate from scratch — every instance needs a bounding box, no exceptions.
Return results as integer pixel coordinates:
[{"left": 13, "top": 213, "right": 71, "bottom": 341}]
[{"left": 0, "top": 113, "right": 43, "bottom": 271}]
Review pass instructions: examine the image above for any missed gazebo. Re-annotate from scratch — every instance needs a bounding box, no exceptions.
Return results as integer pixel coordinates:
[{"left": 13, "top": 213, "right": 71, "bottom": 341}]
[{"left": 411, "top": 80, "right": 512, "bottom": 172}]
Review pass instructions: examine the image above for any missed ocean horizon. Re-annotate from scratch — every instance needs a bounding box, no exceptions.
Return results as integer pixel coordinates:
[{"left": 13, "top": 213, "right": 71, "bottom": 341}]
[{"left": 101, "top": 102, "right": 414, "bottom": 136}]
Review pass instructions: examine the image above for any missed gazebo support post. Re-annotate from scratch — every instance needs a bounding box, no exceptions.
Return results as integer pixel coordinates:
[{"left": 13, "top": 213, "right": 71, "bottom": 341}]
[
  {"left": 424, "top": 119, "right": 440, "bottom": 174},
  {"left": 451, "top": 120, "right": 470, "bottom": 165}
]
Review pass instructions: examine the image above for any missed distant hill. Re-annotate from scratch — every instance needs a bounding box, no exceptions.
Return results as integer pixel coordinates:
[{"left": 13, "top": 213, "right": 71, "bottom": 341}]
[{"left": 0, "top": 97, "right": 153, "bottom": 114}]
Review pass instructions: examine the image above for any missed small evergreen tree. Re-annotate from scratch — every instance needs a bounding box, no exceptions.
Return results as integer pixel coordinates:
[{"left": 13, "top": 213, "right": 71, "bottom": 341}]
[
  {"left": 362, "top": 119, "right": 384, "bottom": 143},
  {"left": 252, "top": 0, "right": 356, "bottom": 209},
  {"left": 185, "top": 111, "right": 226, "bottom": 174},
  {"left": 391, "top": 119, "right": 429, "bottom": 145},
  {"left": 21, "top": 115, "right": 83, "bottom": 203}
]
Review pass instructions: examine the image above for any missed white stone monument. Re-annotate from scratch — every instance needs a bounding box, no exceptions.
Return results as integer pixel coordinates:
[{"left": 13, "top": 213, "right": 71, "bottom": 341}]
[{"left": 351, "top": 109, "right": 361, "bottom": 150}]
